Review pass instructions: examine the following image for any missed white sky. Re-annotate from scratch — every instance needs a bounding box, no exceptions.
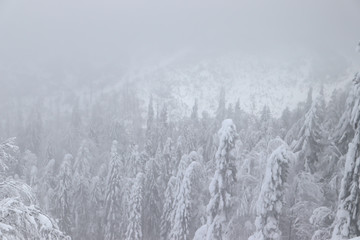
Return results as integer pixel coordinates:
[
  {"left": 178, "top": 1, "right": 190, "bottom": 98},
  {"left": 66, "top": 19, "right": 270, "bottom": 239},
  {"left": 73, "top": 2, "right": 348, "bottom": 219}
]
[{"left": 1, "top": 0, "right": 359, "bottom": 61}]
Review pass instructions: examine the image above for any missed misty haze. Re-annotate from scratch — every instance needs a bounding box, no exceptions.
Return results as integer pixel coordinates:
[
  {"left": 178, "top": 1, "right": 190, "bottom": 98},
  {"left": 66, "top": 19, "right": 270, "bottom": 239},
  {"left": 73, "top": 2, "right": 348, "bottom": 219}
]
[{"left": 0, "top": 0, "right": 360, "bottom": 239}]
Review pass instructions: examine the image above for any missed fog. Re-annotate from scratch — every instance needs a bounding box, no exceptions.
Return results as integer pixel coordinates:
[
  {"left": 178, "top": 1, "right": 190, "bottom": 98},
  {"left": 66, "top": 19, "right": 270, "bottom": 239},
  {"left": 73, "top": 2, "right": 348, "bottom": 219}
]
[
  {"left": 0, "top": 0, "right": 358, "bottom": 100},
  {"left": 0, "top": 2, "right": 360, "bottom": 239},
  {"left": 1, "top": 0, "right": 359, "bottom": 68}
]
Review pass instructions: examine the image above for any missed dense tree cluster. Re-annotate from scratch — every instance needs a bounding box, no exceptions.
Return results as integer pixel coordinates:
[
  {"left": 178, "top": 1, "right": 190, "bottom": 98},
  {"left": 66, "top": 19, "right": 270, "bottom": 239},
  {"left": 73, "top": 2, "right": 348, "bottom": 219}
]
[{"left": 0, "top": 67, "right": 359, "bottom": 240}]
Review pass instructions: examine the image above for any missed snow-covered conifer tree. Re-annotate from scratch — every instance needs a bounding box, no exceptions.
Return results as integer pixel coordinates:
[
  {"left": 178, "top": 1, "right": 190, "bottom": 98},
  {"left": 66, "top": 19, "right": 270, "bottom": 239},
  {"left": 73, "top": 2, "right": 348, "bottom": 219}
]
[
  {"left": 21, "top": 149, "right": 37, "bottom": 185},
  {"left": 88, "top": 163, "right": 108, "bottom": 240},
  {"left": 72, "top": 140, "right": 92, "bottom": 239},
  {"left": 205, "top": 119, "right": 238, "bottom": 240},
  {"left": 332, "top": 76, "right": 360, "bottom": 153},
  {"left": 0, "top": 196, "right": 70, "bottom": 239},
  {"left": 0, "top": 137, "right": 20, "bottom": 179},
  {"left": 53, "top": 154, "right": 73, "bottom": 236},
  {"left": 332, "top": 74, "right": 360, "bottom": 240},
  {"left": 259, "top": 105, "right": 273, "bottom": 140},
  {"left": 160, "top": 176, "right": 181, "bottom": 240},
  {"left": 39, "top": 158, "right": 56, "bottom": 212},
  {"left": 248, "top": 143, "right": 294, "bottom": 240},
  {"left": 127, "top": 144, "right": 143, "bottom": 177},
  {"left": 215, "top": 87, "right": 226, "bottom": 122},
  {"left": 191, "top": 99, "right": 199, "bottom": 120},
  {"left": 23, "top": 108, "right": 43, "bottom": 156},
  {"left": 104, "top": 140, "right": 124, "bottom": 240},
  {"left": 324, "top": 89, "right": 346, "bottom": 133},
  {"left": 234, "top": 99, "right": 242, "bottom": 130},
  {"left": 145, "top": 95, "right": 156, "bottom": 156},
  {"left": 169, "top": 161, "right": 203, "bottom": 240},
  {"left": 305, "top": 87, "right": 313, "bottom": 112},
  {"left": 293, "top": 98, "right": 324, "bottom": 173},
  {"left": 318, "top": 86, "right": 326, "bottom": 124},
  {"left": 125, "top": 173, "right": 145, "bottom": 240},
  {"left": 142, "top": 157, "right": 162, "bottom": 240}
]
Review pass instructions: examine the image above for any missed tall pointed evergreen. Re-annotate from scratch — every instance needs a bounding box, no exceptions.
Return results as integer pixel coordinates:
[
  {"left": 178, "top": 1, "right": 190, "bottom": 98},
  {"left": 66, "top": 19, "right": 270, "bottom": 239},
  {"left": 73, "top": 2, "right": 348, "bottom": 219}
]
[
  {"left": 205, "top": 119, "right": 237, "bottom": 240},
  {"left": 54, "top": 154, "right": 73, "bottom": 236},
  {"left": 169, "top": 161, "right": 203, "bottom": 240},
  {"left": 159, "top": 104, "right": 169, "bottom": 148},
  {"left": 293, "top": 98, "right": 324, "bottom": 173},
  {"left": 305, "top": 87, "right": 313, "bottom": 112},
  {"left": 160, "top": 176, "right": 181, "bottom": 240},
  {"left": 146, "top": 96, "right": 156, "bottom": 156},
  {"left": 104, "top": 140, "right": 124, "bottom": 240},
  {"left": 215, "top": 87, "right": 226, "bottom": 122},
  {"left": 142, "top": 157, "right": 162, "bottom": 240},
  {"left": 191, "top": 99, "right": 199, "bottom": 121},
  {"left": 146, "top": 96, "right": 155, "bottom": 139},
  {"left": 332, "top": 74, "right": 360, "bottom": 239},
  {"left": 72, "top": 140, "right": 92, "bottom": 239},
  {"left": 234, "top": 99, "right": 242, "bottom": 129},
  {"left": 125, "top": 173, "right": 145, "bottom": 240},
  {"left": 249, "top": 143, "right": 294, "bottom": 240}
]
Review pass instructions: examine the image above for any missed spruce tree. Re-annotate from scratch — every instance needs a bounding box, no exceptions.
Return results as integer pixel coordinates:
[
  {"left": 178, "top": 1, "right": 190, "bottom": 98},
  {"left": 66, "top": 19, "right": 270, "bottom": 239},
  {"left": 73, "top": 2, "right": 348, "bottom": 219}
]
[
  {"left": 191, "top": 99, "right": 199, "bottom": 121},
  {"left": 125, "top": 173, "right": 145, "bottom": 240},
  {"left": 160, "top": 176, "right": 181, "bottom": 240},
  {"left": 293, "top": 98, "right": 324, "bottom": 173},
  {"left": 205, "top": 119, "right": 238, "bottom": 240},
  {"left": 169, "top": 161, "right": 203, "bottom": 240},
  {"left": 54, "top": 154, "right": 73, "bottom": 236},
  {"left": 332, "top": 74, "right": 360, "bottom": 239},
  {"left": 104, "top": 140, "right": 124, "bottom": 240},
  {"left": 72, "top": 140, "right": 92, "bottom": 239},
  {"left": 215, "top": 87, "right": 226, "bottom": 122},
  {"left": 249, "top": 143, "right": 294, "bottom": 240},
  {"left": 146, "top": 95, "right": 156, "bottom": 156},
  {"left": 143, "top": 157, "right": 162, "bottom": 240}
]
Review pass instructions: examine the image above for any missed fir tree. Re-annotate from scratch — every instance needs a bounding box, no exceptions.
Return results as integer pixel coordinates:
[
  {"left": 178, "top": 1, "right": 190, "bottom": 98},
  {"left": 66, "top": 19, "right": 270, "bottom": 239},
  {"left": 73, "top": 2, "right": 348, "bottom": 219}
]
[
  {"left": 72, "top": 140, "right": 92, "bottom": 239},
  {"left": 169, "top": 161, "right": 203, "bottom": 240},
  {"left": 332, "top": 74, "right": 360, "bottom": 239},
  {"left": 24, "top": 106, "right": 43, "bottom": 156},
  {"left": 142, "top": 157, "right": 162, "bottom": 240},
  {"left": 146, "top": 96, "right": 156, "bottom": 156},
  {"left": 249, "top": 143, "right": 294, "bottom": 240},
  {"left": 0, "top": 137, "right": 20, "bottom": 179},
  {"left": 125, "top": 173, "right": 145, "bottom": 240},
  {"left": 293, "top": 98, "right": 324, "bottom": 173},
  {"left": 104, "top": 140, "right": 124, "bottom": 240},
  {"left": 54, "top": 154, "right": 73, "bottom": 236},
  {"left": 318, "top": 85, "right": 326, "bottom": 124},
  {"left": 305, "top": 87, "right": 313, "bottom": 112},
  {"left": 332, "top": 80, "right": 359, "bottom": 154},
  {"left": 160, "top": 176, "right": 181, "bottom": 240},
  {"left": 234, "top": 99, "right": 242, "bottom": 130},
  {"left": 205, "top": 119, "right": 238, "bottom": 240},
  {"left": 280, "top": 107, "right": 292, "bottom": 136},
  {"left": 191, "top": 99, "right": 199, "bottom": 121},
  {"left": 259, "top": 105, "right": 272, "bottom": 140},
  {"left": 215, "top": 87, "right": 226, "bottom": 122}
]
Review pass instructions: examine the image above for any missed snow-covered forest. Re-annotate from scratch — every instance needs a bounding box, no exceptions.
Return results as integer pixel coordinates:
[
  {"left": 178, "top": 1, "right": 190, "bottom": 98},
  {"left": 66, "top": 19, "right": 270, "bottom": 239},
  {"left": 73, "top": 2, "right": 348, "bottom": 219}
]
[{"left": 1, "top": 1, "right": 360, "bottom": 240}]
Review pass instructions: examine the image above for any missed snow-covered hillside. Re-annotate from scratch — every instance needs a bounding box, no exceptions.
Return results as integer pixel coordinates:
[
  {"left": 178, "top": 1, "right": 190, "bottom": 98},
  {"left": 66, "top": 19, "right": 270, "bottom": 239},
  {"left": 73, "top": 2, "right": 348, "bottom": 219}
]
[{"left": 117, "top": 52, "right": 353, "bottom": 118}]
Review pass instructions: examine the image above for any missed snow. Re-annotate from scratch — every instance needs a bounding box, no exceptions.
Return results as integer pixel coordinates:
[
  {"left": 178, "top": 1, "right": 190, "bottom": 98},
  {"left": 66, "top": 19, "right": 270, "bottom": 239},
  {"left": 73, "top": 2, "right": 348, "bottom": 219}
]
[
  {"left": 332, "top": 75, "right": 360, "bottom": 239},
  {"left": 249, "top": 143, "right": 294, "bottom": 240},
  {"left": 37, "top": 213, "right": 53, "bottom": 230},
  {"left": 0, "top": 222, "right": 13, "bottom": 232},
  {"left": 193, "top": 225, "right": 207, "bottom": 240},
  {"left": 124, "top": 53, "right": 353, "bottom": 119}
]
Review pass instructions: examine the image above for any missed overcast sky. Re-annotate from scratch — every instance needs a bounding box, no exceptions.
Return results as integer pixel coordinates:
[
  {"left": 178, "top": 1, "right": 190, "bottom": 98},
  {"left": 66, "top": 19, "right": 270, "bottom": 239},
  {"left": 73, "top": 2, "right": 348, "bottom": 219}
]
[{"left": 0, "top": 0, "right": 359, "bottom": 88}]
